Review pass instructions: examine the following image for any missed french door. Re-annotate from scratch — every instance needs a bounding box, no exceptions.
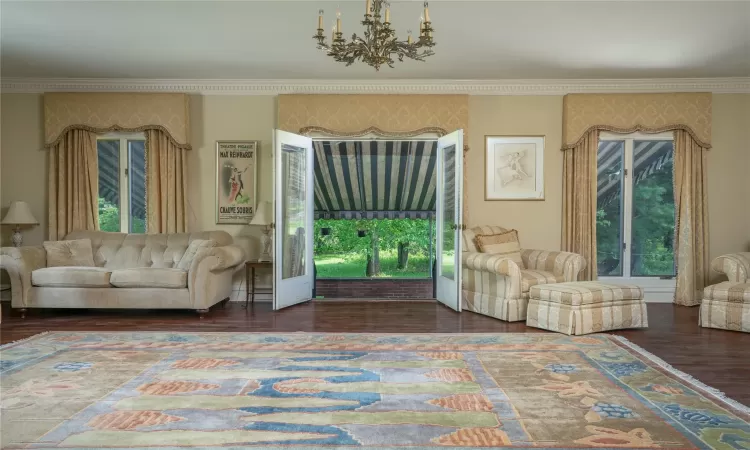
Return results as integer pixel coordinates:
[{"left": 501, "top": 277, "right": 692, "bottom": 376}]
[
  {"left": 435, "top": 130, "right": 464, "bottom": 311},
  {"left": 273, "top": 130, "right": 314, "bottom": 310}
]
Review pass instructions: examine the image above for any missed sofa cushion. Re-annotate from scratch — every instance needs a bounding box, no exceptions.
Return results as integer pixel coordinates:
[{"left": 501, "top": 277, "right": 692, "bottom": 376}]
[
  {"left": 109, "top": 267, "right": 187, "bottom": 289},
  {"left": 474, "top": 230, "right": 523, "bottom": 267},
  {"left": 32, "top": 267, "right": 112, "bottom": 288},
  {"left": 63, "top": 231, "right": 234, "bottom": 269},
  {"left": 521, "top": 269, "right": 564, "bottom": 292},
  {"left": 176, "top": 239, "right": 216, "bottom": 271},
  {"left": 110, "top": 268, "right": 188, "bottom": 289},
  {"left": 704, "top": 282, "right": 750, "bottom": 303},
  {"left": 43, "top": 239, "right": 96, "bottom": 267}
]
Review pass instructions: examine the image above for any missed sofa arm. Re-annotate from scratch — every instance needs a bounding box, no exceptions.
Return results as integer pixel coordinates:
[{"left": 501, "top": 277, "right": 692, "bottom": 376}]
[
  {"left": 190, "top": 245, "right": 246, "bottom": 274},
  {"left": 462, "top": 252, "right": 522, "bottom": 300},
  {"left": 187, "top": 245, "right": 246, "bottom": 309},
  {"left": 711, "top": 252, "right": 750, "bottom": 282},
  {"left": 462, "top": 252, "right": 522, "bottom": 278},
  {"left": 521, "top": 249, "right": 586, "bottom": 281},
  {"left": 0, "top": 246, "right": 46, "bottom": 307}
]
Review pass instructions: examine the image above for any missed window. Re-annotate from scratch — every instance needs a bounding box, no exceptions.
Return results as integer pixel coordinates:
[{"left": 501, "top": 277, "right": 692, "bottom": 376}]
[
  {"left": 596, "top": 132, "right": 675, "bottom": 279},
  {"left": 97, "top": 133, "right": 146, "bottom": 233}
]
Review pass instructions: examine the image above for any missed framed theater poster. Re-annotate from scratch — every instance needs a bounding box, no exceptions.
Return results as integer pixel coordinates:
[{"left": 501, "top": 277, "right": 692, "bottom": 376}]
[
  {"left": 485, "top": 135, "right": 545, "bottom": 200},
  {"left": 216, "top": 140, "right": 259, "bottom": 224}
]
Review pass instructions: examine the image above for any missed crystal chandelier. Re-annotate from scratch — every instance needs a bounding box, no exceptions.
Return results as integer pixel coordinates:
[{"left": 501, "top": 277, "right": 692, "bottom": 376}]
[{"left": 313, "top": 0, "right": 435, "bottom": 71}]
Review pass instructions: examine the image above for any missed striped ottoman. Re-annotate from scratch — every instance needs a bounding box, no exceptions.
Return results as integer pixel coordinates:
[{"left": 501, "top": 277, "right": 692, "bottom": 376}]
[
  {"left": 700, "top": 282, "right": 750, "bottom": 332},
  {"left": 526, "top": 281, "right": 648, "bottom": 335}
]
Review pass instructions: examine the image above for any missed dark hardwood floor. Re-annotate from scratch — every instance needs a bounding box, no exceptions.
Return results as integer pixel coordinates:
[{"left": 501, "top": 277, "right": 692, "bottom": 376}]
[{"left": 1, "top": 301, "right": 748, "bottom": 405}]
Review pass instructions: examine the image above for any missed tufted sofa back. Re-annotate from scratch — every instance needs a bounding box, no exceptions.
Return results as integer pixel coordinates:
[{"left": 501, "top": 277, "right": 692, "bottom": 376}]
[
  {"left": 64, "top": 230, "right": 234, "bottom": 270},
  {"left": 461, "top": 226, "right": 509, "bottom": 253}
]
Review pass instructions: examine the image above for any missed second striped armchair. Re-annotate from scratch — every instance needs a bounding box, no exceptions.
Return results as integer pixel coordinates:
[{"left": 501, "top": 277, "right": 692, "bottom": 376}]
[{"left": 462, "top": 226, "right": 586, "bottom": 322}]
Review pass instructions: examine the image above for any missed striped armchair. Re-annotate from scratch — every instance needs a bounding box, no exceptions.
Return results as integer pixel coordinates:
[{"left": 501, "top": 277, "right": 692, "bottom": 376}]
[
  {"left": 700, "top": 253, "right": 750, "bottom": 332},
  {"left": 711, "top": 252, "right": 750, "bottom": 283},
  {"left": 461, "top": 226, "right": 586, "bottom": 322}
]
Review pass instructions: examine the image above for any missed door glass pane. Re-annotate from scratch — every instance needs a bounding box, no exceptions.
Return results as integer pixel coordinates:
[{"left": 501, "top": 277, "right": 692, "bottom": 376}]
[
  {"left": 631, "top": 140, "right": 675, "bottom": 276},
  {"left": 596, "top": 140, "right": 624, "bottom": 276},
  {"left": 282, "top": 144, "right": 307, "bottom": 280},
  {"left": 97, "top": 140, "right": 120, "bottom": 232},
  {"left": 128, "top": 140, "right": 146, "bottom": 233},
  {"left": 440, "top": 144, "right": 456, "bottom": 280}
]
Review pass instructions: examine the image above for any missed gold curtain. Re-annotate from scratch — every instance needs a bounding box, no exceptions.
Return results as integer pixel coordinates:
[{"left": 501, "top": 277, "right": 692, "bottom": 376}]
[
  {"left": 145, "top": 130, "right": 188, "bottom": 233},
  {"left": 561, "top": 129, "right": 598, "bottom": 281},
  {"left": 48, "top": 129, "right": 99, "bottom": 240},
  {"left": 673, "top": 129, "right": 710, "bottom": 306}
]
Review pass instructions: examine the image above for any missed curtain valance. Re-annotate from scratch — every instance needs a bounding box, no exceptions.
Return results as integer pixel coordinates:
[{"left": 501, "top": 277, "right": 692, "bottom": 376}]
[
  {"left": 278, "top": 94, "right": 469, "bottom": 143},
  {"left": 562, "top": 93, "right": 712, "bottom": 150},
  {"left": 44, "top": 93, "right": 191, "bottom": 150}
]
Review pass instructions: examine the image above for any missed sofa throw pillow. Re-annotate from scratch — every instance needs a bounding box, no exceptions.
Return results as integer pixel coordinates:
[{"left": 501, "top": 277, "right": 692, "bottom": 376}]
[
  {"left": 176, "top": 239, "right": 216, "bottom": 271},
  {"left": 474, "top": 230, "right": 523, "bottom": 267},
  {"left": 43, "top": 239, "right": 96, "bottom": 267}
]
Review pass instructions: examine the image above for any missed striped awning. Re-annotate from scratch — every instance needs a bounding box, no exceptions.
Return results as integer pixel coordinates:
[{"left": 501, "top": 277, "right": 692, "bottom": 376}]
[
  {"left": 97, "top": 140, "right": 146, "bottom": 220},
  {"left": 597, "top": 140, "right": 674, "bottom": 207},
  {"left": 314, "top": 140, "right": 437, "bottom": 219}
]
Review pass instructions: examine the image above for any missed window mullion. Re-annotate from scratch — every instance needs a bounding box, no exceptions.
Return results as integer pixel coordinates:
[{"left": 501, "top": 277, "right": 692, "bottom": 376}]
[
  {"left": 623, "top": 139, "right": 634, "bottom": 278},
  {"left": 119, "top": 137, "right": 129, "bottom": 233}
]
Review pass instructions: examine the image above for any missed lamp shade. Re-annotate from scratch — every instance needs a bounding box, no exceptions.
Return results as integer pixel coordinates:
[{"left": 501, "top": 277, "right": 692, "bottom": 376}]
[
  {"left": 2, "top": 201, "right": 38, "bottom": 225},
  {"left": 249, "top": 201, "right": 272, "bottom": 226}
]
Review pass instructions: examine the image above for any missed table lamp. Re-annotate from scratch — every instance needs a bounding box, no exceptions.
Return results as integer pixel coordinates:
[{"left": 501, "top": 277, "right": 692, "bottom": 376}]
[
  {"left": 249, "top": 201, "right": 273, "bottom": 262},
  {"left": 2, "top": 201, "right": 38, "bottom": 247}
]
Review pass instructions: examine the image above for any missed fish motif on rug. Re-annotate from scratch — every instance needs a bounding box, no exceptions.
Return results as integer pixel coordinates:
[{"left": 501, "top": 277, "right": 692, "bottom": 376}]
[{"left": 0, "top": 332, "right": 748, "bottom": 449}]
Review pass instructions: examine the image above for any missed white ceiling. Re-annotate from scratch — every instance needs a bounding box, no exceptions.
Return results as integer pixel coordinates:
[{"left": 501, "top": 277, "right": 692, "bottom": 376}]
[{"left": 1, "top": 0, "right": 749, "bottom": 80}]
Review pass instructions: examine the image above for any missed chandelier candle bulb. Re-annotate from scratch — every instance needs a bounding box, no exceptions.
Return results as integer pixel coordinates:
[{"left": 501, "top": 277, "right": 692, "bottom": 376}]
[
  {"left": 424, "top": 2, "right": 430, "bottom": 22},
  {"left": 318, "top": 10, "right": 323, "bottom": 30},
  {"left": 336, "top": 11, "right": 341, "bottom": 33},
  {"left": 385, "top": 7, "right": 390, "bottom": 23},
  {"left": 366, "top": 0, "right": 370, "bottom": 14}
]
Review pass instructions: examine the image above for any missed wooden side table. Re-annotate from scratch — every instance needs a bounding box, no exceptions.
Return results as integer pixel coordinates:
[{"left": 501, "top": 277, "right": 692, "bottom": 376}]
[{"left": 245, "top": 260, "right": 273, "bottom": 308}]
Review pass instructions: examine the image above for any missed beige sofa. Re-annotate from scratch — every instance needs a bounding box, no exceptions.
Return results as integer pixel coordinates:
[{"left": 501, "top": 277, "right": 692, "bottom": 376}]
[
  {"left": 0, "top": 230, "right": 246, "bottom": 318},
  {"left": 462, "top": 226, "right": 587, "bottom": 322}
]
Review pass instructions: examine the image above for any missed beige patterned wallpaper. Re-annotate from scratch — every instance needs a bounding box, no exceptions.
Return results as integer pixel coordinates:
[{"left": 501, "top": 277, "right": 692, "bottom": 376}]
[
  {"left": 44, "top": 93, "right": 191, "bottom": 149},
  {"left": 563, "top": 93, "right": 712, "bottom": 149},
  {"left": 278, "top": 94, "right": 469, "bottom": 142}
]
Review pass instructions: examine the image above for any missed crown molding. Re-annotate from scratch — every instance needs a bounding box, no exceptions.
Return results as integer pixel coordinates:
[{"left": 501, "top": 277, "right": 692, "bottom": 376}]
[{"left": 2, "top": 77, "right": 749, "bottom": 95}]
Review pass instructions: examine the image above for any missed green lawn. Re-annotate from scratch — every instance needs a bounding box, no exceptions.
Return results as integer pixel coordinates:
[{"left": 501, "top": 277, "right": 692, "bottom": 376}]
[{"left": 315, "top": 250, "right": 432, "bottom": 278}]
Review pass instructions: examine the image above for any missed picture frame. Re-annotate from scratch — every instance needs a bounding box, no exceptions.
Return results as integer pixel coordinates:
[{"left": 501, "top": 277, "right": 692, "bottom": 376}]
[
  {"left": 216, "top": 140, "right": 259, "bottom": 224},
  {"left": 485, "top": 135, "right": 545, "bottom": 201}
]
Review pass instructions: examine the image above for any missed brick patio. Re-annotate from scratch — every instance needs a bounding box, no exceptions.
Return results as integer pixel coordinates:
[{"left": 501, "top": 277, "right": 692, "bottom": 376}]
[{"left": 315, "top": 278, "right": 433, "bottom": 299}]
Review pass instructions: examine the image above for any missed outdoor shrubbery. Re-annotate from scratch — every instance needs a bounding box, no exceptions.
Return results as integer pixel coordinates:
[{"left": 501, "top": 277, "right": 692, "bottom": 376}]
[{"left": 314, "top": 218, "right": 433, "bottom": 278}]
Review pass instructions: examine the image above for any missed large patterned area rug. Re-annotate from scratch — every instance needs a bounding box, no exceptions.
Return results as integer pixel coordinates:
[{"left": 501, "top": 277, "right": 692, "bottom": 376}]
[{"left": 1, "top": 332, "right": 748, "bottom": 449}]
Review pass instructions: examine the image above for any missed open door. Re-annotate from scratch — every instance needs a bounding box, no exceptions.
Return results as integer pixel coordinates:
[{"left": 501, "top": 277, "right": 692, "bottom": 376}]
[
  {"left": 435, "top": 130, "right": 463, "bottom": 311},
  {"left": 273, "top": 130, "right": 314, "bottom": 310}
]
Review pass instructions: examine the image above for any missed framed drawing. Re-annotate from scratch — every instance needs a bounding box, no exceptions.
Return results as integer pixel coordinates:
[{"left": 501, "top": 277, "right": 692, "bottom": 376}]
[
  {"left": 216, "top": 140, "right": 259, "bottom": 224},
  {"left": 485, "top": 136, "right": 544, "bottom": 200}
]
